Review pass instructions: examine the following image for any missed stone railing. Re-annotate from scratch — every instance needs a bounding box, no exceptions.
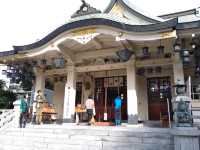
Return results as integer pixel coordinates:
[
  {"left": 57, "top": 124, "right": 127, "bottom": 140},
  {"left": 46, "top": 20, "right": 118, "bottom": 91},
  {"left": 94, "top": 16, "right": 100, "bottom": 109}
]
[{"left": 0, "top": 109, "right": 15, "bottom": 129}]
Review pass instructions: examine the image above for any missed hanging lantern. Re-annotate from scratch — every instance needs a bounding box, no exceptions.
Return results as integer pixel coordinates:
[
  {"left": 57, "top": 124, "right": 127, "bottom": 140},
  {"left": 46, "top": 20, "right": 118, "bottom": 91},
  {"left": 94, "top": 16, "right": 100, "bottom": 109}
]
[
  {"left": 60, "top": 77, "right": 64, "bottom": 82},
  {"left": 181, "top": 49, "right": 190, "bottom": 65},
  {"left": 157, "top": 46, "right": 164, "bottom": 55},
  {"left": 147, "top": 68, "right": 153, "bottom": 74},
  {"left": 116, "top": 49, "right": 133, "bottom": 62},
  {"left": 32, "top": 60, "right": 37, "bottom": 66},
  {"left": 6, "top": 72, "right": 12, "bottom": 78},
  {"left": 195, "top": 65, "right": 200, "bottom": 77},
  {"left": 10, "top": 77, "right": 16, "bottom": 84},
  {"left": 155, "top": 66, "right": 162, "bottom": 73},
  {"left": 53, "top": 58, "right": 65, "bottom": 68},
  {"left": 137, "top": 68, "right": 145, "bottom": 76},
  {"left": 191, "top": 39, "right": 196, "bottom": 49},
  {"left": 173, "top": 40, "right": 181, "bottom": 52},
  {"left": 2, "top": 70, "right": 7, "bottom": 75},
  {"left": 142, "top": 47, "right": 149, "bottom": 56},
  {"left": 54, "top": 77, "right": 58, "bottom": 82},
  {"left": 7, "top": 65, "right": 12, "bottom": 70},
  {"left": 41, "top": 59, "right": 47, "bottom": 65}
]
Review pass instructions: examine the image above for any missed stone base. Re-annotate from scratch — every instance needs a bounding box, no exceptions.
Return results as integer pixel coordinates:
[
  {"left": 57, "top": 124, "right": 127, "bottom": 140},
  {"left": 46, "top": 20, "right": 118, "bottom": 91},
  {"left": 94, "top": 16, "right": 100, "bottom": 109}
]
[
  {"left": 172, "top": 127, "right": 200, "bottom": 150},
  {"left": 62, "top": 118, "right": 74, "bottom": 123},
  {"left": 128, "top": 114, "right": 138, "bottom": 124},
  {"left": 63, "top": 115, "right": 75, "bottom": 123},
  {"left": 176, "top": 123, "right": 192, "bottom": 127}
]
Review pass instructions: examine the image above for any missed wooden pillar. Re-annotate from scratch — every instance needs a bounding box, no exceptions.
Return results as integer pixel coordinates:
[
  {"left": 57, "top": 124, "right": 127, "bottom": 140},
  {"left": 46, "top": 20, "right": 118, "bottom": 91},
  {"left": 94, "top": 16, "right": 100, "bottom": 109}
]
[
  {"left": 127, "top": 60, "right": 138, "bottom": 124},
  {"left": 63, "top": 65, "right": 76, "bottom": 122},
  {"left": 34, "top": 67, "right": 45, "bottom": 99}
]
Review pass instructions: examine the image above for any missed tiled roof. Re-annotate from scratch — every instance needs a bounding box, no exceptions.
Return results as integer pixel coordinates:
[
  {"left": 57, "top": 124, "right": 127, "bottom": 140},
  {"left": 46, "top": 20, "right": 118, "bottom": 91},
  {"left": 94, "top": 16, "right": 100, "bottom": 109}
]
[{"left": 12, "top": 18, "right": 177, "bottom": 52}]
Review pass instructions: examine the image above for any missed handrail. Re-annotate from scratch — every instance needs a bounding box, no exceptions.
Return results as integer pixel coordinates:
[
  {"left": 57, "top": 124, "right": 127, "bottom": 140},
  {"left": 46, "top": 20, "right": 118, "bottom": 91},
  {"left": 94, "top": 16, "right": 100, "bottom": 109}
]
[{"left": 0, "top": 109, "right": 15, "bottom": 129}]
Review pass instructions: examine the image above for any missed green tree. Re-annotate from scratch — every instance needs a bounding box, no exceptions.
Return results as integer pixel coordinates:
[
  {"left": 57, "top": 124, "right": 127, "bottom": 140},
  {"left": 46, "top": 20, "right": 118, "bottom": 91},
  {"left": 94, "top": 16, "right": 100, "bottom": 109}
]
[
  {"left": 0, "top": 80, "right": 5, "bottom": 90},
  {"left": 0, "top": 80, "right": 16, "bottom": 109}
]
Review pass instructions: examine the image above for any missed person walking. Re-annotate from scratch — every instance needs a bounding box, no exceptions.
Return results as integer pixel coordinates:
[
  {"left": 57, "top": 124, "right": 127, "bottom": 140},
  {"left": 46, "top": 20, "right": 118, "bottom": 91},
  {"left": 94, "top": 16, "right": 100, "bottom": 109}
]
[
  {"left": 114, "top": 96, "right": 122, "bottom": 126},
  {"left": 19, "top": 95, "right": 28, "bottom": 128},
  {"left": 85, "top": 95, "right": 95, "bottom": 125}
]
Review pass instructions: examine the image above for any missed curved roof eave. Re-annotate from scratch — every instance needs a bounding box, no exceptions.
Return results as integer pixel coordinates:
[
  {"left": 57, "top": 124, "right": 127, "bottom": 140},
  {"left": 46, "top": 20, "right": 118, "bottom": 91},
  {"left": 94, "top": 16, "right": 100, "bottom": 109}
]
[
  {"left": 12, "top": 18, "right": 177, "bottom": 52},
  {"left": 104, "top": 0, "right": 164, "bottom": 23},
  {"left": 0, "top": 50, "right": 16, "bottom": 58}
]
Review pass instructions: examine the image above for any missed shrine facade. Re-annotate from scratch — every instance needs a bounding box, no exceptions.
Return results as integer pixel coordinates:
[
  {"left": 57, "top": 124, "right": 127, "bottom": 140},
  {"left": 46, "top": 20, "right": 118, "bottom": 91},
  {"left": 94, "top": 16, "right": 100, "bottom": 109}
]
[{"left": 0, "top": 0, "right": 200, "bottom": 124}]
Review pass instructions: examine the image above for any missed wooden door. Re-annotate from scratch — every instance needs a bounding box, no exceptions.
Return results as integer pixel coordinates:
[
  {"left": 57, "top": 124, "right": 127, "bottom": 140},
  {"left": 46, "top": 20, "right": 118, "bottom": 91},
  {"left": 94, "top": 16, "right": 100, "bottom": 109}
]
[
  {"left": 94, "top": 76, "right": 127, "bottom": 122},
  {"left": 106, "top": 86, "right": 127, "bottom": 121},
  {"left": 147, "top": 77, "right": 171, "bottom": 120}
]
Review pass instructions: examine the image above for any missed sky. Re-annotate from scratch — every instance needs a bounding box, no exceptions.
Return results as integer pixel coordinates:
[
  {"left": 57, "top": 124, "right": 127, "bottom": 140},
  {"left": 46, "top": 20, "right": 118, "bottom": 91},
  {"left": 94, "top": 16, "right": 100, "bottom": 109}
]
[{"left": 0, "top": 0, "right": 200, "bottom": 52}]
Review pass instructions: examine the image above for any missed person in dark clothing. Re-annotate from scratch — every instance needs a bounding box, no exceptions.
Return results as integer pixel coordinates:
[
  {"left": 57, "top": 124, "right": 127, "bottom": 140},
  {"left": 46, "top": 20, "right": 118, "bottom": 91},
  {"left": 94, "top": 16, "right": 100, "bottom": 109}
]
[
  {"left": 19, "top": 95, "right": 28, "bottom": 128},
  {"left": 114, "top": 96, "right": 122, "bottom": 126}
]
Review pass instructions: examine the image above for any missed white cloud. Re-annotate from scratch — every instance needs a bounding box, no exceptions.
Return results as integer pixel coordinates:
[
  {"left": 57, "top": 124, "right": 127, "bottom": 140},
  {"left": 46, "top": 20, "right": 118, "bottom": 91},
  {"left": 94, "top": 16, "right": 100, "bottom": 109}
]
[{"left": 0, "top": 0, "right": 199, "bottom": 51}]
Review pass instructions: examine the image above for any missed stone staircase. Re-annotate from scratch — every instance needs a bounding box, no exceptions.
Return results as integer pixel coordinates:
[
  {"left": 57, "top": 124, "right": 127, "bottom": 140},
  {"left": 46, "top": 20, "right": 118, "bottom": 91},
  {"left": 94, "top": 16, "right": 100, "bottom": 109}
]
[{"left": 0, "top": 124, "right": 174, "bottom": 150}]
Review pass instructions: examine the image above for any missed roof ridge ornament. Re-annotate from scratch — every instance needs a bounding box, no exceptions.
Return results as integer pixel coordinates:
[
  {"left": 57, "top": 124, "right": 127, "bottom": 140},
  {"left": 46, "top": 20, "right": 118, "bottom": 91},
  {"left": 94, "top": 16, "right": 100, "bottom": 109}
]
[{"left": 71, "top": 0, "right": 101, "bottom": 18}]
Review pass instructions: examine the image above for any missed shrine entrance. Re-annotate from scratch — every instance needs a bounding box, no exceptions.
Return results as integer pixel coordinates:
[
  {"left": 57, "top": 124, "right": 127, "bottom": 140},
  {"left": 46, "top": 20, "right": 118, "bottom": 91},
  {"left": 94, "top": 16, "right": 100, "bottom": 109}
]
[{"left": 94, "top": 76, "right": 127, "bottom": 122}]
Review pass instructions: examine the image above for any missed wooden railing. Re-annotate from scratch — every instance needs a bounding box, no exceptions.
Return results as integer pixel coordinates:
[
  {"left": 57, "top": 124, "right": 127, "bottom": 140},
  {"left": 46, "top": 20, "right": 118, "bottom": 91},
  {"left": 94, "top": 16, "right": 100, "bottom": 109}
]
[{"left": 0, "top": 109, "right": 15, "bottom": 129}]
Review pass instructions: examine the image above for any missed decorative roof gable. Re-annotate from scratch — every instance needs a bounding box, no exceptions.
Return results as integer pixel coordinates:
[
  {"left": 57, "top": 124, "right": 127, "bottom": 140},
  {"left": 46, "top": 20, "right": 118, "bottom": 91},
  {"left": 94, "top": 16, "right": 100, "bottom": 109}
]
[
  {"left": 71, "top": 0, "right": 101, "bottom": 18},
  {"left": 104, "top": 0, "right": 164, "bottom": 24}
]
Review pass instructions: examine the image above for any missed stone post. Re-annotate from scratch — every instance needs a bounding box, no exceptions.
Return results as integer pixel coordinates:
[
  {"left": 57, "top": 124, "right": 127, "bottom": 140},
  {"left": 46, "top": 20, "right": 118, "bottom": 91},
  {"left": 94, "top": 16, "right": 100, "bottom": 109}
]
[
  {"left": 63, "top": 65, "right": 76, "bottom": 123},
  {"left": 172, "top": 128, "right": 200, "bottom": 150},
  {"left": 13, "top": 99, "right": 21, "bottom": 128},
  {"left": 127, "top": 59, "right": 138, "bottom": 124}
]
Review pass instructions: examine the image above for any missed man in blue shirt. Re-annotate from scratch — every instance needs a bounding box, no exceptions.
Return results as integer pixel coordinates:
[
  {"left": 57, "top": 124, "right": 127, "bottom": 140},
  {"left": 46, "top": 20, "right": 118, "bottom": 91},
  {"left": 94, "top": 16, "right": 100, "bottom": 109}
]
[
  {"left": 19, "top": 95, "right": 28, "bottom": 128},
  {"left": 114, "top": 96, "right": 122, "bottom": 126}
]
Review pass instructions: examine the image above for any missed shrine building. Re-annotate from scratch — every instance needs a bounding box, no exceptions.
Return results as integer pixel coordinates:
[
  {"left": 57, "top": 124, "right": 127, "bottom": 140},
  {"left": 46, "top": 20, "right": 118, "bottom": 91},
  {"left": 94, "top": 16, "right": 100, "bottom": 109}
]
[{"left": 0, "top": 0, "right": 200, "bottom": 124}]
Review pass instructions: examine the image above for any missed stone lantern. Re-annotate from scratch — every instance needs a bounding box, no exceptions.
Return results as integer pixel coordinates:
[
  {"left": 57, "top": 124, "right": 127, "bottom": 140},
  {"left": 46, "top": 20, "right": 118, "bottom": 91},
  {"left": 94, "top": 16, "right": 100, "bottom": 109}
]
[{"left": 172, "top": 84, "right": 193, "bottom": 127}]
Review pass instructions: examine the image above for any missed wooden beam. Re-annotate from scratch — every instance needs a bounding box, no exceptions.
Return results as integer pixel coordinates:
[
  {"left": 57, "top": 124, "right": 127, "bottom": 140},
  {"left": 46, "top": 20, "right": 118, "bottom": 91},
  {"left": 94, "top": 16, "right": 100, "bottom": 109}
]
[
  {"left": 76, "top": 62, "right": 127, "bottom": 73},
  {"left": 57, "top": 44, "right": 75, "bottom": 63},
  {"left": 136, "top": 58, "right": 173, "bottom": 67},
  {"left": 45, "top": 58, "right": 173, "bottom": 76},
  {"left": 74, "top": 47, "right": 123, "bottom": 61},
  {"left": 93, "top": 37, "right": 103, "bottom": 49},
  {"left": 45, "top": 68, "right": 68, "bottom": 76},
  {"left": 45, "top": 62, "right": 127, "bottom": 76}
]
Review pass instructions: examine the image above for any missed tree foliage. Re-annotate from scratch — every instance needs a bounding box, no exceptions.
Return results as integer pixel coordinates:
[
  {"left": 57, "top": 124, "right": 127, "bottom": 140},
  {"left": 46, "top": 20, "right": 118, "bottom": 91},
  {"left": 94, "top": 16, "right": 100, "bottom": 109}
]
[{"left": 0, "top": 80, "right": 16, "bottom": 109}]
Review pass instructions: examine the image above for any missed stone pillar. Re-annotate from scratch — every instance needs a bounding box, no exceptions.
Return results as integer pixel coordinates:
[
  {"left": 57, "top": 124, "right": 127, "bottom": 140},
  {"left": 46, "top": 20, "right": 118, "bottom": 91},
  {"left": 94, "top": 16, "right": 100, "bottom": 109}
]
[
  {"left": 172, "top": 128, "right": 200, "bottom": 150},
  {"left": 173, "top": 53, "right": 184, "bottom": 84},
  {"left": 127, "top": 60, "right": 138, "bottom": 124},
  {"left": 34, "top": 67, "right": 45, "bottom": 99},
  {"left": 63, "top": 65, "right": 76, "bottom": 122},
  {"left": 13, "top": 99, "right": 21, "bottom": 128}
]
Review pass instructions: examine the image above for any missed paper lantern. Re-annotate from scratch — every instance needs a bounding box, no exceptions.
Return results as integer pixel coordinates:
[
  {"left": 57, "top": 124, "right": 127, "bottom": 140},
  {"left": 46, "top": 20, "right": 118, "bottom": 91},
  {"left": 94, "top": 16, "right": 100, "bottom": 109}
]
[{"left": 116, "top": 49, "right": 133, "bottom": 62}]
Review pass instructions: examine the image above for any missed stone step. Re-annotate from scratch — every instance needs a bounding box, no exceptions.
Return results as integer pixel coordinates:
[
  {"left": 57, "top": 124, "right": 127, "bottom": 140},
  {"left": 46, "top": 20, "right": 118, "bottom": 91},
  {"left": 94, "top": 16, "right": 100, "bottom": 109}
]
[
  {"left": 0, "top": 133, "right": 173, "bottom": 145},
  {"left": 0, "top": 142, "right": 174, "bottom": 150},
  {"left": 0, "top": 125, "right": 174, "bottom": 150},
  {"left": 4, "top": 126, "right": 172, "bottom": 137},
  {"left": 3, "top": 130, "right": 172, "bottom": 145}
]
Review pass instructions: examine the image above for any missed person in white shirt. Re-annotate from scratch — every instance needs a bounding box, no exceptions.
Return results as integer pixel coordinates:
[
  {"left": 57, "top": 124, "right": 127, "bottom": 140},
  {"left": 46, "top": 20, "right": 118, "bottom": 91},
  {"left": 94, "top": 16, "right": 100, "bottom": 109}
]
[{"left": 85, "top": 95, "right": 95, "bottom": 125}]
